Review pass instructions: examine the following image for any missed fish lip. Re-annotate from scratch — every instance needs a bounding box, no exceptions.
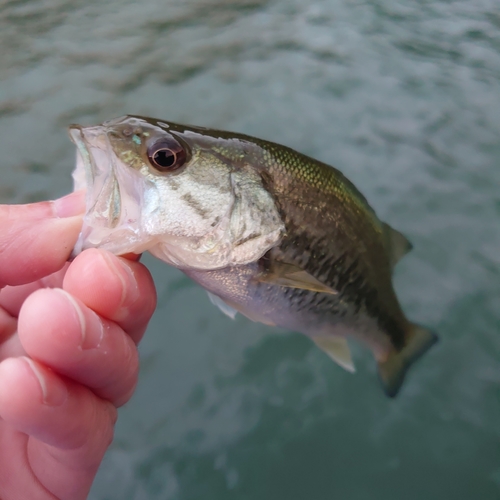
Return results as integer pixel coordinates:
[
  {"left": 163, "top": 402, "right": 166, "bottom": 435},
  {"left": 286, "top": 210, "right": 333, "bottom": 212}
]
[
  {"left": 68, "top": 124, "right": 125, "bottom": 256},
  {"left": 68, "top": 125, "right": 94, "bottom": 189}
]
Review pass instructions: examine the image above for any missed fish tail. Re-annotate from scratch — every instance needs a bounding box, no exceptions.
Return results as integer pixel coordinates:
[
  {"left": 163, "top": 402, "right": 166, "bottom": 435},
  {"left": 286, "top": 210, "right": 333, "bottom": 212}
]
[{"left": 377, "top": 323, "right": 438, "bottom": 397}]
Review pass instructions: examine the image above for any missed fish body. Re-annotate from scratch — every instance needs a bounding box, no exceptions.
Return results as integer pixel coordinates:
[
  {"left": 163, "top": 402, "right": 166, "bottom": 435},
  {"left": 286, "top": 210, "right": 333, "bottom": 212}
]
[{"left": 69, "top": 115, "right": 437, "bottom": 397}]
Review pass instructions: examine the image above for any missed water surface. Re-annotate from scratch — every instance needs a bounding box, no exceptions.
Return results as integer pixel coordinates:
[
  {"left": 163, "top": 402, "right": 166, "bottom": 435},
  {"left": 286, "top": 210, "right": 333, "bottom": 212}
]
[{"left": 1, "top": 0, "right": 499, "bottom": 498}]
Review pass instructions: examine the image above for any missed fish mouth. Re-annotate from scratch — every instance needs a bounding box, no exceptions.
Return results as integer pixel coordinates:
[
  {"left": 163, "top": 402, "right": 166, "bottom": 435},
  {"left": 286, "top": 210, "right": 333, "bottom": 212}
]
[{"left": 69, "top": 125, "right": 144, "bottom": 257}]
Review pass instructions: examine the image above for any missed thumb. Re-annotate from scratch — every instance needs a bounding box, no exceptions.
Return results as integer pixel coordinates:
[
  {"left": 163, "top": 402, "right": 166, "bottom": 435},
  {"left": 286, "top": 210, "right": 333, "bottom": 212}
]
[{"left": 0, "top": 191, "right": 85, "bottom": 287}]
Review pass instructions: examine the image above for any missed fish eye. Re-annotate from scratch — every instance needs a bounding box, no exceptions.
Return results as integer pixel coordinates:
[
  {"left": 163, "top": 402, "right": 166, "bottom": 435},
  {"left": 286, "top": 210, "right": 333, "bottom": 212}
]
[{"left": 147, "top": 137, "right": 186, "bottom": 172}]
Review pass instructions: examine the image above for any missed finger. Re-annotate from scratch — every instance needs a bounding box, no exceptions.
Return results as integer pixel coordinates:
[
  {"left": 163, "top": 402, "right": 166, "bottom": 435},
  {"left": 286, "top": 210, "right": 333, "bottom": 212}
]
[
  {"left": 0, "top": 254, "right": 137, "bottom": 319},
  {"left": 121, "top": 252, "right": 141, "bottom": 261},
  {"left": 0, "top": 191, "right": 84, "bottom": 288},
  {"left": 0, "top": 264, "right": 68, "bottom": 318},
  {"left": 0, "top": 306, "right": 17, "bottom": 343},
  {"left": 63, "top": 249, "right": 156, "bottom": 344},
  {"left": 18, "top": 289, "right": 139, "bottom": 407},
  {"left": 0, "top": 356, "right": 116, "bottom": 500},
  {"left": 0, "top": 332, "right": 25, "bottom": 360}
]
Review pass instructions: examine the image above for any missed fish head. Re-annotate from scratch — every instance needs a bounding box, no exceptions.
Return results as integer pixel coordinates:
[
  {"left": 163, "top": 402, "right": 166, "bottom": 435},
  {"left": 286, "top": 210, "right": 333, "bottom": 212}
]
[{"left": 69, "top": 115, "right": 284, "bottom": 269}]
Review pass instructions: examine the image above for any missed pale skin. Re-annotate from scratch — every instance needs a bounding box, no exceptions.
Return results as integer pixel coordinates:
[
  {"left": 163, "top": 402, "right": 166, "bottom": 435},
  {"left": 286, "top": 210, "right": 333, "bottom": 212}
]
[{"left": 0, "top": 191, "right": 157, "bottom": 500}]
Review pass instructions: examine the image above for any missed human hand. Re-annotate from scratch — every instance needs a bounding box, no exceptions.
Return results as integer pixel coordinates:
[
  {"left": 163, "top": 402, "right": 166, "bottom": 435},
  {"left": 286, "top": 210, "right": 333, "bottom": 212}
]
[{"left": 0, "top": 192, "right": 157, "bottom": 500}]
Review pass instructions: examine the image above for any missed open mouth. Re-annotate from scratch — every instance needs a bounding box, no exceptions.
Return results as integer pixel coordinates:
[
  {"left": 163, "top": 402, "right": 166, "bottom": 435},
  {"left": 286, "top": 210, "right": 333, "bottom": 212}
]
[
  {"left": 69, "top": 125, "right": 122, "bottom": 227},
  {"left": 69, "top": 125, "right": 142, "bottom": 257}
]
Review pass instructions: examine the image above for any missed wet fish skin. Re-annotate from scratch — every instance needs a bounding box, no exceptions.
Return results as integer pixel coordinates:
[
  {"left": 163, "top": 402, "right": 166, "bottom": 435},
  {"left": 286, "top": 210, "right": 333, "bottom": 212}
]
[
  {"left": 70, "top": 115, "right": 438, "bottom": 397},
  {"left": 184, "top": 140, "right": 437, "bottom": 396}
]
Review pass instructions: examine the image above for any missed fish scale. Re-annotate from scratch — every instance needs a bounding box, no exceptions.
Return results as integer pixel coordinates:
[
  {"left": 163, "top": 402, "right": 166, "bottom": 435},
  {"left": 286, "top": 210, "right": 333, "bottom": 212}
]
[
  {"left": 70, "top": 115, "right": 438, "bottom": 397},
  {"left": 259, "top": 147, "right": 406, "bottom": 326}
]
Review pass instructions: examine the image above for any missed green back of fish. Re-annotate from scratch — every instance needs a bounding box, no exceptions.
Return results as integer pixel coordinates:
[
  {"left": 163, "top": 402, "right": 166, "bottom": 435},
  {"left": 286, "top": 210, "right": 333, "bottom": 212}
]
[
  {"left": 138, "top": 118, "right": 438, "bottom": 396},
  {"left": 216, "top": 136, "right": 407, "bottom": 330}
]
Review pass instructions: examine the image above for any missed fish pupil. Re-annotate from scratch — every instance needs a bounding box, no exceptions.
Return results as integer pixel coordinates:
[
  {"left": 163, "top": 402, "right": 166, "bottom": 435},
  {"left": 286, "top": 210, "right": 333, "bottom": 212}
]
[
  {"left": 153, "top": 149, "right": 175, "bottom": 168},
  {"left": 147, "top": 137, "right": 187, "bottom": 172}
]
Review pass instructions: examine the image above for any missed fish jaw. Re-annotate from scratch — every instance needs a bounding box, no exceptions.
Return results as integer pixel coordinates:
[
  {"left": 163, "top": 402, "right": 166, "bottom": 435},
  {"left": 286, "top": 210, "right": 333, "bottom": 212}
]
[{"left": 69, "top": 125, "right": 157, "bottom": 257}]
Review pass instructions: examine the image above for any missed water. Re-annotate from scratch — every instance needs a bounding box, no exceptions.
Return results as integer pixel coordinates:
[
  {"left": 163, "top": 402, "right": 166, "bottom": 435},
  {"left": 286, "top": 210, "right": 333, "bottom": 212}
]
[{"left": 1, "top": 0, "right": 499, "bottom": 498}]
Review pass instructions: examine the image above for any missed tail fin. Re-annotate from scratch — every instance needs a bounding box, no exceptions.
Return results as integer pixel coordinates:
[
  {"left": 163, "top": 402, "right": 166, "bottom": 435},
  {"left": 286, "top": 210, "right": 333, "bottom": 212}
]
[{"left": 378, "top": 324, "right": 438, "bottom": 397}]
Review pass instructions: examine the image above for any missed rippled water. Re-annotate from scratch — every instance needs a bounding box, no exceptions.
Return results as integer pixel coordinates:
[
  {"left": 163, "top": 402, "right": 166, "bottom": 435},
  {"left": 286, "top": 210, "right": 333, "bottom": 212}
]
[{"left": 1, "top": 0, "right": 500, "bottom": 498}]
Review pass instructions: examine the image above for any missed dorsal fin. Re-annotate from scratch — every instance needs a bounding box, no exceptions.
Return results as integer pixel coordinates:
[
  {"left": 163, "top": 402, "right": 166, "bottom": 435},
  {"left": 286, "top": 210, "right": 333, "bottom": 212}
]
[
  {"left": 382, "top": 222, "right": 413, "bottom": 271},
  {"left": 311, "top": 336, "right": 355, "bottom": 373}
]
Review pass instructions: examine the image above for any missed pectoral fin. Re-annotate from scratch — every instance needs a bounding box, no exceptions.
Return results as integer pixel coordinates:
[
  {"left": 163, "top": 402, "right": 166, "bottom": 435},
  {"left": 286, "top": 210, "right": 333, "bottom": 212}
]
[
  {"left": 312, "top": 336, "right": 355, "bottom": 373},
  {"left": 257, "top": 261, "right": 337, "bottom": 294}
]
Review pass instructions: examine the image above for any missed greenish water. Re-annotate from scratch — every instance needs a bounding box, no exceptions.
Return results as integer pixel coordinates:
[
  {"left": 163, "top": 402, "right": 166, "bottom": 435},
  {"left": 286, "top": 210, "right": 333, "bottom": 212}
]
[{"left": 1, "top": 0, "right": 499, "bottom": 498}]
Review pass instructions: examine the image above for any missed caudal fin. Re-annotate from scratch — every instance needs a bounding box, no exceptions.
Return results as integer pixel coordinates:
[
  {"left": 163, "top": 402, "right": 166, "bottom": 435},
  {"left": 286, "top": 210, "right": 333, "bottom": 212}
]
[{"left": 377, "top": 324, "right": 438, "bottom": 397}]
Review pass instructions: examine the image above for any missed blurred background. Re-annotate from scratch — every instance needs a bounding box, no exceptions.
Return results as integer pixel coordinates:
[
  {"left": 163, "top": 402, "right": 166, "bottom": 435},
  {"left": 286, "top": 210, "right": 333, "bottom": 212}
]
[{"left": 1, "top": 0, "right": 499, "bottom": 498}]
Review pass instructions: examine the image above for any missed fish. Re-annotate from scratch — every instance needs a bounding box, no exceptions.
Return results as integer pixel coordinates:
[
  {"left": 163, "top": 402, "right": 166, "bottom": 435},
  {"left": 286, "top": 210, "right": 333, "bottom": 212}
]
[{"left": 69, "top": 115, "right": 438, "bottom": 397}]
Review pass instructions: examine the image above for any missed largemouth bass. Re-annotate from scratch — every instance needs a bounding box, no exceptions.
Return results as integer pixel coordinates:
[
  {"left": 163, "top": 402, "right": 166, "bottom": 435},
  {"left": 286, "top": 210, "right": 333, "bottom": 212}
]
[{"left": 69, "top": 115, "right": 437, "bottom": 397}]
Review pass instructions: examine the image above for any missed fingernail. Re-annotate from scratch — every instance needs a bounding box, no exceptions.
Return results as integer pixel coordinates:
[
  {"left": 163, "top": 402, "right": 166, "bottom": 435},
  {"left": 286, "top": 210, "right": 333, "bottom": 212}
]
[
  {"left": 52, "top": 190, "right": 86, "bottom": 218},
  {"left": 54, "top": 289, "right": 103, "bottom": 350},
  {"left": 81, "top": 310, "right": 104, "bottom": 350},
  {"left": 101, "top": 251, "right": 140, "bottom": 314},
  {"left": 22, "top": 357, "right": 67, "bottom": 407}
]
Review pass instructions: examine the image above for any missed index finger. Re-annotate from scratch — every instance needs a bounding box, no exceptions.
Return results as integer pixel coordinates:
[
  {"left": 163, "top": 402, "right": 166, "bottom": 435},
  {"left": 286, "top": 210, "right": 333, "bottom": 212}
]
[{"left": 0, "top": 191, "right": 85, "bottom": 288}]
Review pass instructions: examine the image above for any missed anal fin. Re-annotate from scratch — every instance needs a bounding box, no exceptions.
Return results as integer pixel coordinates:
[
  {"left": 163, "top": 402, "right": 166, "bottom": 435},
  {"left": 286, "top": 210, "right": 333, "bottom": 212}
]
[{"left": 312, "top": 336, "right": 356, "bottom": 373}]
